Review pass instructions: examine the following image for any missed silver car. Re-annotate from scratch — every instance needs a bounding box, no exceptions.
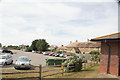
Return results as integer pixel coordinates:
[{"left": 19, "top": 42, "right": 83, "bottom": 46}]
[
  {"left": 0, "top": 54, "right": 13, "bottom": 66},
  {"left": 14, "top": 56, "right": 31, "bottom": 69}
]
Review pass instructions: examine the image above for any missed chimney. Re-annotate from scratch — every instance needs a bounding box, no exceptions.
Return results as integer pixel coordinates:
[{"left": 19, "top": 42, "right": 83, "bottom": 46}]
[
  {"left": 76, "top": 40, "right": 78, "bottom": 42},
  {"left": 87, "top": 39, "right": 90, "bottom": 42}
]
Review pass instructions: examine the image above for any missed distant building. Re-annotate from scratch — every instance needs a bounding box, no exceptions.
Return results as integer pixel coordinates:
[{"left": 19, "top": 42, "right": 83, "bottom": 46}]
[
  {"left": 57, "top": 45, "right": 67, "bottom": 51},
  {"left": 48, "top": 45, "right": 58, "bottom": 50},
  {"left": 66, "top": 41, "right": 101, "bottom": 53},
  {"left": 91, "top": 32, "right": 120, "bottom": 76},
  {"left": 19, "top": 44, "right": 29, "bottom": 49}
]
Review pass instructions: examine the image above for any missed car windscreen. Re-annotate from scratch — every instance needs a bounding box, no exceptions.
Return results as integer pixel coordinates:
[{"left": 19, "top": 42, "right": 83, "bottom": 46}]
[
  {"left": 17, "top": 58, "right": 29, "bottom": 61},
  {"left": 0, "top": 56, "right": 7, "bottom": 59}
]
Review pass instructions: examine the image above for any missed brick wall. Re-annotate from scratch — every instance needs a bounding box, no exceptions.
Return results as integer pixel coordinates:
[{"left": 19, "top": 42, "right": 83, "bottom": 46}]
[{"left": 100, "top": 40, "right": 120, "bottom": 76}]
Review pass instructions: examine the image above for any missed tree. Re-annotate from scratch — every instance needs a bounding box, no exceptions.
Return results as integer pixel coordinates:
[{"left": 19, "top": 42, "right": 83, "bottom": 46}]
[
  {"left": 89, "top": 51, "right": 100, "bottom": 62},
  {"left": 0, "top": 43, "right": 2, "bottom": 47},
  {"left": 31, "top": 39, "right": 49, "bottom": 51},
  {"left": 31, "top": 39, "right": 39, "bottom": 51}
]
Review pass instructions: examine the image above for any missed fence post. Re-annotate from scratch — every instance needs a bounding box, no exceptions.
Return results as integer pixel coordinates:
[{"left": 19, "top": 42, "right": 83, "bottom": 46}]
[
  {"left": 39, "top": 64, "right": 42, "bottom": 80},
  {"left": 61, "top": 63, "right": 64, "bottom": 76},
  {"left": 90, "top": 60, "right": 92, "bottom": 67},
  {"left": 84, "top": 63, "right": 86, "bottom": 69}
]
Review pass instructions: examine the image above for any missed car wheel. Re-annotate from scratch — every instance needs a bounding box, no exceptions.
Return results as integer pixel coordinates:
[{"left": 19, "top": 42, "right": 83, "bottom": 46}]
[
  {"left": 14, "top": 67, "right": 18, "bottom": 70},
  {"left": 10, "top": 60, "right": 13, "bottom": 64},
  {"left": 3, "top": 62, "right": 7, "bottom": 66}
]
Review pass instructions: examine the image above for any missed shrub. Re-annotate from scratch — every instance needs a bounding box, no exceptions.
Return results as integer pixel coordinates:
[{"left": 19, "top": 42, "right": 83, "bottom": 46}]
[
  {"left": 67, "top": 52, "right": 76, "bottom": 56},
  {"left": 63, "top": 56, "right": 82, "bottom": 72},
  {"left": 89, "top": 51, "right": 100, "bottom": 62}
]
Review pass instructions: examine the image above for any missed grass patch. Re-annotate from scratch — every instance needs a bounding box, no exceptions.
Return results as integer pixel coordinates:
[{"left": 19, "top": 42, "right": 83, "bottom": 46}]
[
  {"left": 2, "top": 65, "right": 100, "bottom": 78},
  {"left": 47, "top": 64, "right": 100, "bottom": 78}
]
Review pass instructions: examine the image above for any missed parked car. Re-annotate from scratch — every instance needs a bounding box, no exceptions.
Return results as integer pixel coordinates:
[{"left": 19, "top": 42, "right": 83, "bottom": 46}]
[
  {"left": 0, "top": 54, "right": 13, "bottom": 66},
  {"left": 0, "top": 48, "right": 3, "bottom": 53},
  {"left": 55, "top": 53, "right": 61, "bottom": 57},
  {"left": 48, "top": 52, "right": 54, "bottom": 56},
  {"left": 14, "top": 56, "right": 31, "bottom": 69},
  {"left": 37, "top": 51, "right": 43, "bottom": 54},
  {"left": 63, "top": 55, "right": 70, "bottom": 58},
  {"left": 43, "top": 52, "right": 50, "bottom": 55},
  {"left": 2, "top": 49, "right": 13, "bottom": 54},
  {"left": 59, "top": 54, "right": 65, "bottom": 57},
  {"left": 52, "top": 53, "right": 57, "bottom": 56}
]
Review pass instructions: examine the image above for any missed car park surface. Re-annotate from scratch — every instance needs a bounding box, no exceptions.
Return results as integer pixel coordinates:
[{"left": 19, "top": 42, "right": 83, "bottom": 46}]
[
  {"left": 11, "top": 50, "right": 46, "bottom": 67},
  {"left": 11, "top": 50, "right": 62, "bottom": 67},
  {"left": 2, "top": 50, "right": 86, "bottom": 68}
]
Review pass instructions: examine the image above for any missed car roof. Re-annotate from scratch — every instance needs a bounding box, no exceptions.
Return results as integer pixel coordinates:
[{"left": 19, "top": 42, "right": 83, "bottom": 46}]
[
  {"left": 18, "top": 56, "right": 28, "bottom": 58},
  {"left": 0, "top": 54, "right": 11, "bottom": 56}
]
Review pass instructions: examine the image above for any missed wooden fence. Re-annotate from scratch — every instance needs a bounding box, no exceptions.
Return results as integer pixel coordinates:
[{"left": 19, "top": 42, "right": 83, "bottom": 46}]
[{"left": 1, "top": 60, "right": 99, "bottom": 80}]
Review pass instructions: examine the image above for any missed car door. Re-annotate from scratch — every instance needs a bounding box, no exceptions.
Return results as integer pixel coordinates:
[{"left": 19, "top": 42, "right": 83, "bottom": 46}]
[
  {"left": 6, "top": 55, "right": 12, "bottom": 64},
  {"left": 5, "top": 55, "right": 9, "bottom": 64},
  {"left": 8, "top": 55, "right": 13, "bottom": 64}
]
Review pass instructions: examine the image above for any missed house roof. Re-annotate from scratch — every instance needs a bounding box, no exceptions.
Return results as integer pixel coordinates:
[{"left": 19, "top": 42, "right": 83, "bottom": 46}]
[
  {"left": 66, "top": 42, "right": 100, "bottom": 48},
  {"left": 57, "top": 45, "right": 67, "bottom": 50},
  {"left": 90, "top": 32, "right": 120, "bottom": 42},
  {"left": 49, "top": 45, "right": 57, "bottom": 49},
  {"left": 66, "top": 42, "right": 80, "bottom": 48}
]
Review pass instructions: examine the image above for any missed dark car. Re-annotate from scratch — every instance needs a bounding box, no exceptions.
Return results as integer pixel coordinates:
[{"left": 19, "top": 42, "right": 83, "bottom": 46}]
[
  {"left": 2, "top": 49, "right": 13, "bottom": 54},
  {"left": 52, "top": 53, "right": 57, "bottom": 56},
  {"left": 55, "top": 53, "right": 61, "bottom": 57}
]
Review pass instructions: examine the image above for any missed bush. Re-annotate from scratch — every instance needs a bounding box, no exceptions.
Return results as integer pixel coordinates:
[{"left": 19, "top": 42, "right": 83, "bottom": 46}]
[
  {"left": 67, "top": 53, "right": 76, "bottom": 56},
  {"left": 63, "top": 56, "right": 82, "bottom": 72},
  {"left": 89, "top": 51, "right": 100, "bottom": 62},
  {"left": 56, "top": 51, "right": 63, "bottom": 53}
]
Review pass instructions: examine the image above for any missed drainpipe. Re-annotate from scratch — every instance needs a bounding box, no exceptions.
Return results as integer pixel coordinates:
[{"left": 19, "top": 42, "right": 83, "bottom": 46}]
[{"left": 105, "top": 40, "right": 111, "bottom": 74}]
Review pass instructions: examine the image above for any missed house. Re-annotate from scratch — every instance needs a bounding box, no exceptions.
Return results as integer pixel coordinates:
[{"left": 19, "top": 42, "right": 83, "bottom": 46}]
[
  {"left": 48, "top": 45, "right": 58, "bottom": 50},
  {"left": 57, "top": 45, "right": 67, "bottom": 51},
  {"left": 66, "top": 41, "right": 101, "bottom": 53},
  {"left": 90, "top": 32, "right": 120, "bottom": 76}
]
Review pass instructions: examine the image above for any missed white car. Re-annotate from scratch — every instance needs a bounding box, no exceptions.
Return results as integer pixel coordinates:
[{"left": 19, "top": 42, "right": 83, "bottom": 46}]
[
  {"left": 0, "top": 54, "right": 13, "bottom": 66},
  {"left": 43, "top": 52, "right": 50, "bottom": 55},
  {"left": 14, "top": 56, "right": 31, "bottom": 69},
  {"left": 0, "top": 48, "right": 3, "bottom": 53}
]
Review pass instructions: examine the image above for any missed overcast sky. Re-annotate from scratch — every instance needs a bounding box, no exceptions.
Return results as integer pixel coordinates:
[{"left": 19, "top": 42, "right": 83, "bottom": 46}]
[{"left": 0, "top": 0, "right": 118, "bottom": 46}]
